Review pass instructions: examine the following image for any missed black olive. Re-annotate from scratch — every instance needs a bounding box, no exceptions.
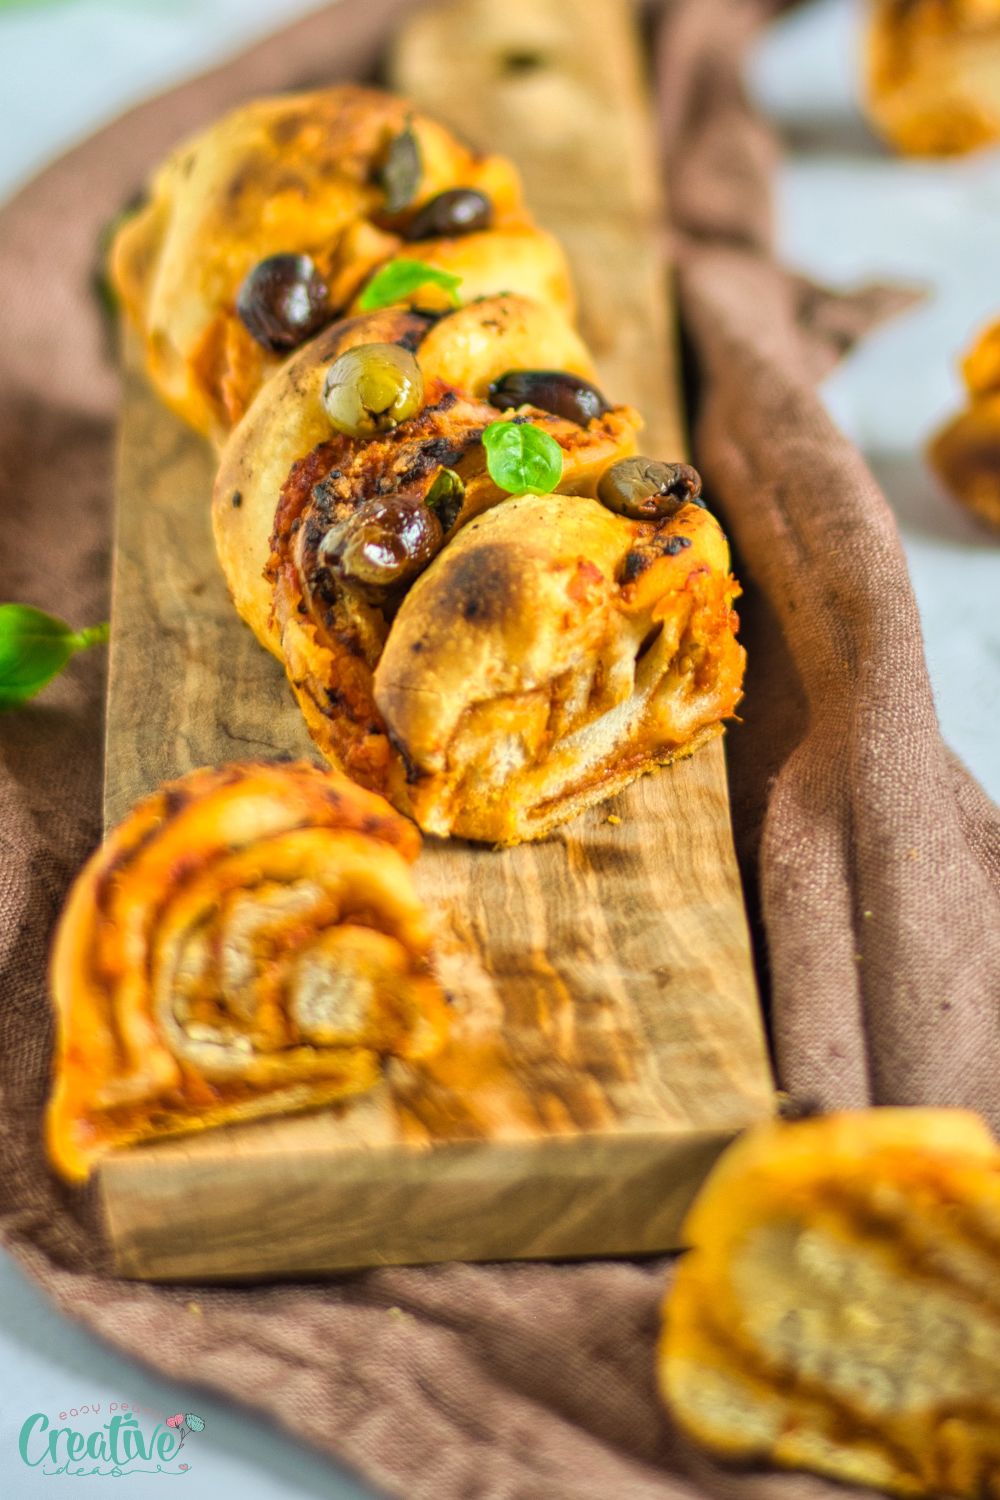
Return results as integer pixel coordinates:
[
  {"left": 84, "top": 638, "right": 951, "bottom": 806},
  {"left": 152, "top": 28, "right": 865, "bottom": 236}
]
[
  {"left": 319, "top": 495, "right": 442, "bottom": 590},
  {"left": 236, "top": 254, "right": 330, "bottom": 352},
  {"left": 597, "top": 458, "right": 703, "bottom": 520},
  {"left": 487, "top": 369, "right": 610, "bottom": 426},
  {"left": 377, "top": 125, "right": 422, "bottom": 215},
  {"left": 405, "top": 188, "right": 493, "bottom": 241}
]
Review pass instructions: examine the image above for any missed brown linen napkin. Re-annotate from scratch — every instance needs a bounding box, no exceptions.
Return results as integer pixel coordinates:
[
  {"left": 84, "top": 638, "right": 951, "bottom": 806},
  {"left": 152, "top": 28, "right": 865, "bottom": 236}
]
[
  {"left": 658, "top": 0, "right": 1000, "bottom": 1127},
  {"left": 0, "top": 3, "right": 997, "bottom": 1499}
]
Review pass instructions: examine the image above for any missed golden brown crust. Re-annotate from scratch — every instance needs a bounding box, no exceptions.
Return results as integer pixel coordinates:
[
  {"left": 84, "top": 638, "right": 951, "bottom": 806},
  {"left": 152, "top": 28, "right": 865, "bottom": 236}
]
[
  {"left": 865, "top": 0, "right": 1000, "bottom": 156},
  {"left": 659, "top": 1109, "right": 1000, "bottom": 1499},
  {"left": 47, "top": 760, "right": 448, "bottom": 1183},
  {"left": 111, "top": 84, "right": 573, "bottom": 439}
]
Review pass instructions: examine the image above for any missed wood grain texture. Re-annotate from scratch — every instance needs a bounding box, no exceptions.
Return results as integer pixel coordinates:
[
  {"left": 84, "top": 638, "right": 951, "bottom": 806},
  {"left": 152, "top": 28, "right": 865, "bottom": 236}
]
[
  {"left": 98, "top": 0, "right": 773, "bottom": 1280},
  {"left": 392, "top": 0, "right": 684, "bottom": 455}
]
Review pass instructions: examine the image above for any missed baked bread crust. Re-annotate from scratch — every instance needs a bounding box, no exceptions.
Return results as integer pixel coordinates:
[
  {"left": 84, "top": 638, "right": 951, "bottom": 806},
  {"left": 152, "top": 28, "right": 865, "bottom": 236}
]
[
  {"left": 111, "top": 84, "right": 573, "bottom": 439},
  {"left": 123, "top": 82, "right": 746, "bottom": 847}
]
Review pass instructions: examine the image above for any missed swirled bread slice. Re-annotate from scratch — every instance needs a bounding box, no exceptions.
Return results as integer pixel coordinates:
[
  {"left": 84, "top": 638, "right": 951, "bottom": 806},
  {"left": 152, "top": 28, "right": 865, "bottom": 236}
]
[
  {"left": 47, "top": 761, "right": 447, "bottom": 1182},
  {"left": 660, "top": 1109, "right": 1000, "bottom": 1499}
]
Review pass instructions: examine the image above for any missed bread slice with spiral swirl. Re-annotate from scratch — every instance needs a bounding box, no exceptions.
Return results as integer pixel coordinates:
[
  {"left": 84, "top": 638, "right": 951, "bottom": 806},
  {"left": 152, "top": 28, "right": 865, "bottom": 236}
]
[
  {"left": 47, "top": 760, "right": 448, "bottom": 1182},
  {"left": 660, "top": 1109, "right": 1000, "bottom": 1499}
]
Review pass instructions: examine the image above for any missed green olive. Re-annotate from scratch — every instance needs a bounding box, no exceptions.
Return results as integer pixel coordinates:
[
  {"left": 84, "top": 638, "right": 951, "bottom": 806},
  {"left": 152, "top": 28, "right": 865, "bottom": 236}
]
[
  {"left": 425, "top": 467, "right": 465, "bottom": 532},
  {"left": 321, "top": 343, "right": 424, "bottom": 438},
  {"left": 597, "top": 457, "right": 703, "bottom": 520}
]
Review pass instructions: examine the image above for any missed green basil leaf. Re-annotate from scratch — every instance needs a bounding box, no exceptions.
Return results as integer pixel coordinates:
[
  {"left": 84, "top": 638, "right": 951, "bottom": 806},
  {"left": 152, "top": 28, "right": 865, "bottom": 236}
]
[
  {"left": 481, "top": 421, "right": 563, "bottom": 496},
  {"left": 93, "top": 189, "right": 146, "bottom": 320},
  {"left": 358, "top": 259, "right": 462, "bottom": 313},
  {"left": 0, "top": 605, "right": 109, "bottom": 710}
]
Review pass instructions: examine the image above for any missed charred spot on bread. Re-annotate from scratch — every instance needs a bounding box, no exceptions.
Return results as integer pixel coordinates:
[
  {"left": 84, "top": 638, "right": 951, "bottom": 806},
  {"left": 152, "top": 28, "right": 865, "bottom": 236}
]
[
  {"left": 618, "top": 522, "right": 694, "bottom": 586},
  {"left": 395, "top": 320, "right": 439, "bottom": 353},
  {"left": 383, "top": 723, "right": 424, "bottom": 785},
  {"left": 619, "top": 551, "right": 650, "bottom": 585},
  {"left": 434, "top": 545, "right": 520, "bottom": 631},
  {"left": 225, "top": 161, "right": 256, "bottom": 206},
  {"left": 424, "top": 389, "right": 460, "bottom": 416}
]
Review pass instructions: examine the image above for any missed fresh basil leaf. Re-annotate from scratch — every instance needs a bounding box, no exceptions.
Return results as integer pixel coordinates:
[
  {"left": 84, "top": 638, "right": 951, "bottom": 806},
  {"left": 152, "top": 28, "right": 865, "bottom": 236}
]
[
  {"left": 481, "top": 421, "right": 563, "bottom": 496},
  {"left": 358, "top": 259, "right": 462, "bottom": 312},
  {"left": 378, "top": 124, "right": 422, "bottom": 216},
  {"left": 0, "top": 605, "right": 109, "bottom": 710}
]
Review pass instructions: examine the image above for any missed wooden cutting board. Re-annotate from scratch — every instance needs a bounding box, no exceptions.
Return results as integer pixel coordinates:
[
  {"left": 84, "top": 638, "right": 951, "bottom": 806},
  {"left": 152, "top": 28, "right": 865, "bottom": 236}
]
[{"left": 98, "top": 0, "right": 773, "bottom": 1280}]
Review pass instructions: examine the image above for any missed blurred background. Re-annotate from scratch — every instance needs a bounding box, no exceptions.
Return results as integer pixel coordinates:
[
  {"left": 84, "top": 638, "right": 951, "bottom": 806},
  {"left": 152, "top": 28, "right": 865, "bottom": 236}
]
[{"left": 0, "top": 0, "right": 997, "bottom": 1495}]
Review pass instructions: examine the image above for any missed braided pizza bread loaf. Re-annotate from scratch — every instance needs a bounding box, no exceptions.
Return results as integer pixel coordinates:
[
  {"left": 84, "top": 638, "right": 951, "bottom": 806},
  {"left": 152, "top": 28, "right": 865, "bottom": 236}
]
[
  {"left": 213, "top": 293, "right": 743, "bottom": 842},
  {"left": 47, "top": 761, "right": 448, "bottom": 1182},
  {"left": 111, "top": 84, "right": 572, "bottom": 439},
  {"left": 108, "top": 80, "right": 746, "bottom": 844}
]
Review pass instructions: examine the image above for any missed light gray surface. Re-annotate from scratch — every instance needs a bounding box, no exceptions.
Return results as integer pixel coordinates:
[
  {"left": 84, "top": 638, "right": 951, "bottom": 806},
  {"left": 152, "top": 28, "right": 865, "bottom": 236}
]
[
  {"left": 1, "top": 1, "right": 997, "bottom": 1495},
  {"left": 0, "top": 1254, "right": 376, "bottom": 1496}
]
